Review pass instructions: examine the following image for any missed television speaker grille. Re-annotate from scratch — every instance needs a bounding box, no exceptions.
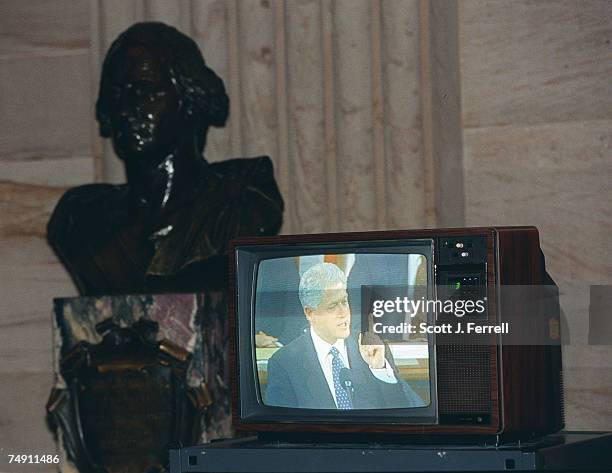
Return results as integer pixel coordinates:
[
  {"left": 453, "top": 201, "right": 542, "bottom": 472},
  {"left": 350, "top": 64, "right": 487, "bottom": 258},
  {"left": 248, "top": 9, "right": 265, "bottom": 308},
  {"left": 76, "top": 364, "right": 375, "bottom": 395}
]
[{"left": 436, "top": 345, "right": 491, "bottom": 416}]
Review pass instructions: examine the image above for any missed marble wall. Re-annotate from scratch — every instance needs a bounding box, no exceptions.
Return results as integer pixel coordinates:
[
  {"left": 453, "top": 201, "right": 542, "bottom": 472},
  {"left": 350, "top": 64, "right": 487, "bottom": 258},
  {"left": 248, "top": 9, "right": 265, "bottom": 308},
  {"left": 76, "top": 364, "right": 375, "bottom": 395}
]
[
  {"left": 0, "top": 2, "right": 91, "bottom": 469},
  {"left": 459, "top": 0, "right": 612, "bottom": 430}
]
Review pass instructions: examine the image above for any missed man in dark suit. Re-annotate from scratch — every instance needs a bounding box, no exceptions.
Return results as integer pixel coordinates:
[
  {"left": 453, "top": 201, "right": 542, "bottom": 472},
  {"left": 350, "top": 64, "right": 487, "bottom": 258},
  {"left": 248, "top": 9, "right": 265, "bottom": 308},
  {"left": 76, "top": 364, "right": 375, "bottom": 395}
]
[{"left": 265, "top": 262, "right": 423, "bottom": 409}]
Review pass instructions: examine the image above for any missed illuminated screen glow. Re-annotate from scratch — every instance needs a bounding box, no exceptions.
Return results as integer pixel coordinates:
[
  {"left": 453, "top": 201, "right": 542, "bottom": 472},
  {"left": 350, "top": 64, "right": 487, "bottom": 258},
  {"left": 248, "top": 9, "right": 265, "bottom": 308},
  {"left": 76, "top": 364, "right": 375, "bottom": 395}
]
[{"left": 254, "top": 253, "right": 431, "bottom": 410}]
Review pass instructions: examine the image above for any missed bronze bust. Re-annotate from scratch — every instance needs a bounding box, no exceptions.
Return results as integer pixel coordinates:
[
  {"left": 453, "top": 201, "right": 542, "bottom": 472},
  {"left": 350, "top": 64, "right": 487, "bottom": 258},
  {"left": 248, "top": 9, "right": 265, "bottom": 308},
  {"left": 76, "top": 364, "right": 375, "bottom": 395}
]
[{"left": 48, "top": 23, "right": 283, "bottom": 295}]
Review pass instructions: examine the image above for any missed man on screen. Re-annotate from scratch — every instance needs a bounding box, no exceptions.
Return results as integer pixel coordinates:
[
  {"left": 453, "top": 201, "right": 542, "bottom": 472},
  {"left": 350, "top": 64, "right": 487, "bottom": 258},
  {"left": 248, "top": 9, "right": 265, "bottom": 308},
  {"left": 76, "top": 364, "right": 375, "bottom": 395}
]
[{"left": 265, "top": 262, "right": 423, "bottom": 409}]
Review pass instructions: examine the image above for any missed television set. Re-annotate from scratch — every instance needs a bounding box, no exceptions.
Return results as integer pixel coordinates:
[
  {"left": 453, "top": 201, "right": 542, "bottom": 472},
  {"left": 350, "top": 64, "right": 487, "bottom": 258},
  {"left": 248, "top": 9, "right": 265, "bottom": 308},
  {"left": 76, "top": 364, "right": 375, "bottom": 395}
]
[{"left": 229, "top": 226, "right": 563, "bottom": 441}]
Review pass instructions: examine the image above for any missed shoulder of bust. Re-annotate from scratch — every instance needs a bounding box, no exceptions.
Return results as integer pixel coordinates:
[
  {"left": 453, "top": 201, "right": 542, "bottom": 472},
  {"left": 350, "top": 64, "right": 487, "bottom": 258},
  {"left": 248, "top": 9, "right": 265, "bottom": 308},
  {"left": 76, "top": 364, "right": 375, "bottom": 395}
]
[
  {"left": 47, "top": 183, "right": 128, "bottom": 248},
  {"left": 53, "top": 183, "right": 126, "bottom": 206},
  {"left": 209, "top": 155, "right": 275, "bottom": 179}
]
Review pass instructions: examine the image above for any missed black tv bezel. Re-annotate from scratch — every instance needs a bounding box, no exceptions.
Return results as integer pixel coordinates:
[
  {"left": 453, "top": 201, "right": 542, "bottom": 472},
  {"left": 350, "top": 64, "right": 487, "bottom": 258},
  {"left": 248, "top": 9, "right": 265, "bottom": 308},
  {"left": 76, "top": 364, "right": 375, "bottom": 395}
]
[{"left": 234, "top": 239, "right": 438, "bottom": 425}]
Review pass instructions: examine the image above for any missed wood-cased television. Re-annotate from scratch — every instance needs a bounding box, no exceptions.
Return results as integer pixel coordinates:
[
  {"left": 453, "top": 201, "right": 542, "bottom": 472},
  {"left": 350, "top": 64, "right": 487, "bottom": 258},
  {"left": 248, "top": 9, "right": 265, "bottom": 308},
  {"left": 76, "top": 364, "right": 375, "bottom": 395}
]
[{"left": 229, "top": 226, "right": 564, "bottom": 440}]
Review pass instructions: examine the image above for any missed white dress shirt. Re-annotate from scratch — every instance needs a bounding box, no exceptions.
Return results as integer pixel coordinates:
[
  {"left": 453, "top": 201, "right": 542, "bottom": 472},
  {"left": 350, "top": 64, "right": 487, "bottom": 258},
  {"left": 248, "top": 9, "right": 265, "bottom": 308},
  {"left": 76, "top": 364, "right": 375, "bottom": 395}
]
[{"left": 309, "top": 328, "right": 397, "bottom": 407}]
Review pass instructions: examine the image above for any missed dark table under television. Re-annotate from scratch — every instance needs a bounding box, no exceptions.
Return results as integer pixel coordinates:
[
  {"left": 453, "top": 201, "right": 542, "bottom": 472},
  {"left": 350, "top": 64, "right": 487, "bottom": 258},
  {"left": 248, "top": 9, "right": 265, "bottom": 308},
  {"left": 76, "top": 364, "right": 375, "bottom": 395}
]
[{"left": 169, "top": 431, "right": 612, "bottom": 473}]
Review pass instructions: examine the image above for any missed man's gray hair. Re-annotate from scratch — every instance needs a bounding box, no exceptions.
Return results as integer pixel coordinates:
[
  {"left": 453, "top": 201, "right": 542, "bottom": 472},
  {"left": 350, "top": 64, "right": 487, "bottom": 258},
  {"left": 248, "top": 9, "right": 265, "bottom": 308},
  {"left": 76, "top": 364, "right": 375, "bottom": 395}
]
[{"left": 299, "top": 262, "right": 347, "bottom": 311}]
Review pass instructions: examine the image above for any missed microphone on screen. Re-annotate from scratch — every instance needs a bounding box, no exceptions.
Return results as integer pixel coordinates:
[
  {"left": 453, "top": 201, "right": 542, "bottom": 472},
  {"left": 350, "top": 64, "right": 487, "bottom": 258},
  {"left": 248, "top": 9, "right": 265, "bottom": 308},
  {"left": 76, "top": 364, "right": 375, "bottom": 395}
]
[{"left": 339, "top": 367, "right": 355, "bottom": 404}]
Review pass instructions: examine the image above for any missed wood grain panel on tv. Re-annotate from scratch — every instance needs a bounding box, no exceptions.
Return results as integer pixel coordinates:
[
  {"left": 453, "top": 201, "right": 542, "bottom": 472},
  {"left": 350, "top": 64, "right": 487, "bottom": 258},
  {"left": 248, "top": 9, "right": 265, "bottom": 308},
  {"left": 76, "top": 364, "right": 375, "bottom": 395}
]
[{"left": 496, "top": 227, "right": 564, "bottom": 436}]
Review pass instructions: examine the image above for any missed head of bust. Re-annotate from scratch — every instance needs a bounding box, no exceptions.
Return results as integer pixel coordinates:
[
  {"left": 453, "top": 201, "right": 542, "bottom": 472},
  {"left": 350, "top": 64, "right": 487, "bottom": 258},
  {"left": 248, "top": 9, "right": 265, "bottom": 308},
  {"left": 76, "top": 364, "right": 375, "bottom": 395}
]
[{"left": 96, "top": 22, "right": 229, "bottom": 166}]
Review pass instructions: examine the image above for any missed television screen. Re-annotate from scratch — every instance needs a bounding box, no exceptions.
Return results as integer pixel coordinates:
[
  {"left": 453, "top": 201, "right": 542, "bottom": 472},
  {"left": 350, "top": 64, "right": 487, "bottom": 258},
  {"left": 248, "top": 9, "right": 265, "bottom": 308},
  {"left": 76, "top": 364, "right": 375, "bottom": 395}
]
[
  {"left": 232, "top": 227, "right": 564, "bottom": 437},
  {"left": 235, "top": 240, "right": 438, "bottom": 424}
]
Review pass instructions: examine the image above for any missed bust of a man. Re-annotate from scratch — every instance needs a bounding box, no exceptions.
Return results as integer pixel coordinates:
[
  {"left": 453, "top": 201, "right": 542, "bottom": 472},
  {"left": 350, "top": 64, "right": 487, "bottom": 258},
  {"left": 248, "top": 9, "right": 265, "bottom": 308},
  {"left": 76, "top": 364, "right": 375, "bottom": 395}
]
[{"left": 48, "top": 23, "right": 283, "bottom": 295}]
